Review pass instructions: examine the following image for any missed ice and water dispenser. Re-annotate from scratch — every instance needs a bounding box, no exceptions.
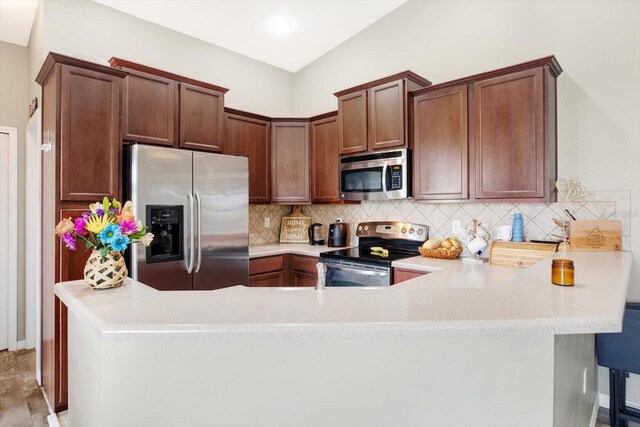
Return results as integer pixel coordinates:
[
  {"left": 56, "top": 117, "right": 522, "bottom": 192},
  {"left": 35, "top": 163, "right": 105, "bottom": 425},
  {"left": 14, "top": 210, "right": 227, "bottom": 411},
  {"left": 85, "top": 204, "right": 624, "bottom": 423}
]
[{"left": 145, "top": 205, "right": 184, "bottom": 263}]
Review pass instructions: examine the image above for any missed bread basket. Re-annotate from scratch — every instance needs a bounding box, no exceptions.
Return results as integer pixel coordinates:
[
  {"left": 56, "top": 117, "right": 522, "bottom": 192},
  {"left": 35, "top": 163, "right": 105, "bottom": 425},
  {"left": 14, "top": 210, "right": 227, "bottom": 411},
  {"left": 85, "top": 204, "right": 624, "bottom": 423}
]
[{"left": 418, "top": 245, "right": 463, "bottom": 260}]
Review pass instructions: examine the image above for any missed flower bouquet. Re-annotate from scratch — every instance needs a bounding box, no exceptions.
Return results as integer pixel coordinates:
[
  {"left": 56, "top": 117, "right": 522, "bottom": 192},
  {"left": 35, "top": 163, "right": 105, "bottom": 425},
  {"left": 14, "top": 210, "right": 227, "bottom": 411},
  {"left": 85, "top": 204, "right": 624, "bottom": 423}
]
[{"left": 55, "top": 197, "right": 154, "bottom": 289}]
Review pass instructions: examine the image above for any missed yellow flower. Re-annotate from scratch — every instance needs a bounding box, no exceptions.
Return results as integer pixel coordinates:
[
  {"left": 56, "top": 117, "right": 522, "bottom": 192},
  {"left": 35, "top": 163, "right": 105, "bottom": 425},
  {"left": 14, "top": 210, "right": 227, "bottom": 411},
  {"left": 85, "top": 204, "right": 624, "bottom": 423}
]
[
  {"left": 85, "top": 215, "right": 113, "bottom": 234},
  {"left": 55, "top": 218, "right": 74, "bottom": 236}
]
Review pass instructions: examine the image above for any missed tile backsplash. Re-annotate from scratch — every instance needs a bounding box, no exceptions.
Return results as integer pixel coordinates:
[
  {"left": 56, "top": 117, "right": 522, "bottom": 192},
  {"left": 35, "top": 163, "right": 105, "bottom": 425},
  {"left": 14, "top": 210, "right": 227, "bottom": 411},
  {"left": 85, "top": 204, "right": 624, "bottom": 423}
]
[{"left": 249, "top": 191, "right": 631, "bottom": 249}]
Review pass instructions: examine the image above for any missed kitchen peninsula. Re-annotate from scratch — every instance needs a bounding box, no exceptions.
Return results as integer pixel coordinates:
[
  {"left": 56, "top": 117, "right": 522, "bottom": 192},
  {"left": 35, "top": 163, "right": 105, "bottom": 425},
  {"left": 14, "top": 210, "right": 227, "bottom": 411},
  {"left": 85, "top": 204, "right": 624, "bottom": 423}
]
[{"left": 55, "top": 251, "right": 632, "bottom": 427}]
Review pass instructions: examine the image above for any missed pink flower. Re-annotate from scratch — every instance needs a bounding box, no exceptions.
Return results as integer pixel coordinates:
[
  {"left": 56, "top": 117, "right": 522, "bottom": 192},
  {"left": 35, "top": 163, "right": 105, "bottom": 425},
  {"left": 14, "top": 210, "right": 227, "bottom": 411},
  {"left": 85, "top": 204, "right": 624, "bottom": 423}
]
[
  {"left": 74, "top": 217, "right": 87, "bottom": 235},
  {"left": 120, "top": 219, "right": 137, "bottom": 235},
  {"left": 61, "top": 233, "right": 76, "bottom": 251}
]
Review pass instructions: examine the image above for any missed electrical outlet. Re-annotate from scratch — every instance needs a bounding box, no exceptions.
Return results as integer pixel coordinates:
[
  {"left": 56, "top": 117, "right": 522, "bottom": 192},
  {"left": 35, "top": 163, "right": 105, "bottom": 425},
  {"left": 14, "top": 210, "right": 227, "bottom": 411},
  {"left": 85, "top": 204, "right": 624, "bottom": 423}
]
[
  {"left": 336, "top": 217, "right": 343, "bottom": 223},
  {"left": 452, "top": 220, "right": 461, "bottom": 234},
  {"left": 582, "top": 367, "right": 587, "bottom": 394},
  {"left": 264, "top": 217, "right": 270, "bottom": 228}
]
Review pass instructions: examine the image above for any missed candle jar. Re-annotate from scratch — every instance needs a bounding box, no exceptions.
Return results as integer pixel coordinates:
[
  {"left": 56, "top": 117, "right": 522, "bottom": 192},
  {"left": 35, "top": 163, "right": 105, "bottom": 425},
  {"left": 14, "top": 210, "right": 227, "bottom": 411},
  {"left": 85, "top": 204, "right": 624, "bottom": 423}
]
[{"left": 551, "top": 259, "right": 574, "bottom": 286}]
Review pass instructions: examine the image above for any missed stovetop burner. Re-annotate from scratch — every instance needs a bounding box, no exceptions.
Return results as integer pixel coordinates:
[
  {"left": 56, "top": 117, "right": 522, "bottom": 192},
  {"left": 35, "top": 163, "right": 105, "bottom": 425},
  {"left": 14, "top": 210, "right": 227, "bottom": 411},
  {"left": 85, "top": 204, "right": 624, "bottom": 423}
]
[{"left": 320, "top": 221, "right": 429, "bottom": 268}]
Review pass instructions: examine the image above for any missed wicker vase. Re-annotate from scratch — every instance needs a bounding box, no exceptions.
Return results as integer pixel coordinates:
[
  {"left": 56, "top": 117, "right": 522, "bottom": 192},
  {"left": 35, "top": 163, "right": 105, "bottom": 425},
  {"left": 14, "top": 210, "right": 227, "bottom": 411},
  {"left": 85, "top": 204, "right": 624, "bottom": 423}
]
[{"left": 83, "top": 250, "right": 128, "bottom": 290}]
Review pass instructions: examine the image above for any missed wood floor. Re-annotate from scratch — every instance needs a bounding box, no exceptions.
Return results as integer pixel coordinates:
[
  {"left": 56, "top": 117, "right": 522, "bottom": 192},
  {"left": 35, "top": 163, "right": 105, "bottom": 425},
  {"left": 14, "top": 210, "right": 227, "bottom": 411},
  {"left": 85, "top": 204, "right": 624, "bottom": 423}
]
[
  {"left": 0, "top": 349, "right": 49, "bottom": 427},
  {"left": 0, "top": 349, "right": 634, "bottom": 427}
]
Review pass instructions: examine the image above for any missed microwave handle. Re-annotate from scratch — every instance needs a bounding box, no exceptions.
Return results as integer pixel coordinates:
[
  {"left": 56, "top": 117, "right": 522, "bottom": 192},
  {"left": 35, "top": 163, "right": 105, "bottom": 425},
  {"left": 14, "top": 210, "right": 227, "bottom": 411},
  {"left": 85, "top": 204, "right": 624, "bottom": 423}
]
[{"left": 381, "top": 161, "right": 390, "bottom": 199}]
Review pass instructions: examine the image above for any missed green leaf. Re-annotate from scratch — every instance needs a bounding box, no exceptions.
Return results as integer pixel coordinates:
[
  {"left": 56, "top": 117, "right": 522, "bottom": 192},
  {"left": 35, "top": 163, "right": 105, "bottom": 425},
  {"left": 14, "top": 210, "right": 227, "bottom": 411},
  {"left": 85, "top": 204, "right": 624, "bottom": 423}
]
[
  {"left": 102, "top": 197, "right": 111, "bottom": 212},
  {"left": 100, "top": 247, "right": 110, "bottom": 260}
]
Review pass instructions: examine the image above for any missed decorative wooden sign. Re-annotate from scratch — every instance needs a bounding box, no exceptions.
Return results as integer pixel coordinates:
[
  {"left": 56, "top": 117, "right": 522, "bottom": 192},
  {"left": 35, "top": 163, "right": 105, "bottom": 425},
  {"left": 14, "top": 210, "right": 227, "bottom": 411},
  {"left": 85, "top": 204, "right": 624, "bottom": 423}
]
[
  {"left": 569, "top": 220, "right": 622, "bottom": 251},
  {"left": 279, "top": 206, "right": 311, "bottom": 243}
]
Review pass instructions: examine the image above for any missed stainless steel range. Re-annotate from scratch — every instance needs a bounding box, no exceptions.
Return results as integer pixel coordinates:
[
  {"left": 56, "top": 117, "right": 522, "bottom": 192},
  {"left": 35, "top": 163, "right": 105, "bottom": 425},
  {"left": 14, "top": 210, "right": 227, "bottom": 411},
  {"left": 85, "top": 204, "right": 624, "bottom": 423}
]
[{"left": 319, "top": 221, "right": 428, "bottom": 287}]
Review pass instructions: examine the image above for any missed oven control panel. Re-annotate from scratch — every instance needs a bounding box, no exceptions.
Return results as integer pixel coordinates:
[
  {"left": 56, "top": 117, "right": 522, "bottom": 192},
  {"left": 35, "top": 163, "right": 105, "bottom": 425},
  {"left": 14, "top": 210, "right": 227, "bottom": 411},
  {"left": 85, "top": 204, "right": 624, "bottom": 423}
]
[{"left": 355, "top": 221, "right": 428, "bottom": 242}]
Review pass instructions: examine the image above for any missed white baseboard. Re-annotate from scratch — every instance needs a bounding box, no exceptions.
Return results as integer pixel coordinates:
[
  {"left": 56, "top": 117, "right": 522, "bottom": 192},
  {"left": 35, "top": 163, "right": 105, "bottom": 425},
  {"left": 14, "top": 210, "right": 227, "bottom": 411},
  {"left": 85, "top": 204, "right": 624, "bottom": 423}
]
[
  {"left": 599, "top": 392, "right": 640, "bottom": 410},
  {"left": 589, "top": 398, "right": 599, "bottom": 427},
  {"left": 15, "top": 340, "right": 27, "bottom": 350},
  {"left": 47, "top": 413, "right": 61, "bottom": 427}
]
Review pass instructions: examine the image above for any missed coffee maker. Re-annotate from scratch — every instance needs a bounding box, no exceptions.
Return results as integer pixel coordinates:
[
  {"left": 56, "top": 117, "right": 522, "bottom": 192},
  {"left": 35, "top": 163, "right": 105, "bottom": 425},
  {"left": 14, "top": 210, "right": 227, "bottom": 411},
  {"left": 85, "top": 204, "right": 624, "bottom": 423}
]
[{"left": 328, "top": 221, "right": 348, "bottom": 247}]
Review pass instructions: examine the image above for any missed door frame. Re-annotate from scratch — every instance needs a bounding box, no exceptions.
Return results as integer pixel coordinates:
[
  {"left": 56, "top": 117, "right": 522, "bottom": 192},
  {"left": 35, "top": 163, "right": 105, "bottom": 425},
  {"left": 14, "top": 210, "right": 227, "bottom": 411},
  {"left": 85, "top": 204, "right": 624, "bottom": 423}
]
[
  {"left": 0, "top": 126, "right": 19, "bottom": 351},
  {"left": 25, "top": 111, "right": 42, "bottom": 382}
]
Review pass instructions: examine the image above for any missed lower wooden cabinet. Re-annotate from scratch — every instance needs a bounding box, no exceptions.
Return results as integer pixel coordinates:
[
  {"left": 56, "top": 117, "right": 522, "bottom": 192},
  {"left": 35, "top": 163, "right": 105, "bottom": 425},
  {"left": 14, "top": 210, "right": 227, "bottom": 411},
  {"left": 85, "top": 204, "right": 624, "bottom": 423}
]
[
  {"left": 393, "top": 268, "right": 428, "bottom": 284},
  {"left": 248, "top": 254, "right": 319, "bottom": 287},
  {"left": 288, "top": 255, "right": 319, "bottom": 287}
]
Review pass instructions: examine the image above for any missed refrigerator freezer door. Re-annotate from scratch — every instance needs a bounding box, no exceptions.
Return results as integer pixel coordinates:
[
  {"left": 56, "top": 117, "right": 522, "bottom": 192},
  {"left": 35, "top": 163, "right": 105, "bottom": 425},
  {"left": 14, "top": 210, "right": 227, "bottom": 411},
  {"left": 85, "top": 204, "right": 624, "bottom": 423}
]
[
  {"left": 130, "top": 145, "right": 194, "bottom": 291},
  {"left": 193, "top": 152, "right": 249, "bottom": 290}
]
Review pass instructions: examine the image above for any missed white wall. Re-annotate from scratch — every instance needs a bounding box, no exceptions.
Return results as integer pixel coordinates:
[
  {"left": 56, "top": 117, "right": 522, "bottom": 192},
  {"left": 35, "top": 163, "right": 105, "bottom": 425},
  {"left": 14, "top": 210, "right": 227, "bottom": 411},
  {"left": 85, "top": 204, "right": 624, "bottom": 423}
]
[
  {"left": 0, "top": 41, "right": 29, "bottom": 343},
  {"left": 40, "top": 0, "right": 294, "bottom": 116},
  {"left": 291, "top": 0, "right": 640, "bottom": 403}
]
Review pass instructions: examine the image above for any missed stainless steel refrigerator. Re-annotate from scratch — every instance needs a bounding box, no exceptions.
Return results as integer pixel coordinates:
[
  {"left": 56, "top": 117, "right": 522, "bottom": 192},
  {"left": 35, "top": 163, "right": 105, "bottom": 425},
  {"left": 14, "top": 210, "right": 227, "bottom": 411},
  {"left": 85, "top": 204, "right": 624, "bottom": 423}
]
[{"left": 128, "top": 144, "right": 249, "bottom": 291}]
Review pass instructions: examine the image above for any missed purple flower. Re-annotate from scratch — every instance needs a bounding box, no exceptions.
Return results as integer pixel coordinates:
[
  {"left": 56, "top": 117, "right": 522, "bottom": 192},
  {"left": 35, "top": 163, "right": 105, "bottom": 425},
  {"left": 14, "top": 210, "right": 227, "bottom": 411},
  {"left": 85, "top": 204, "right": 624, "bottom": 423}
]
[
  {"left": 73, "top": 217, "right": 86, "bottom": 235},
  {"left": 61, "top": 233, "right": 76, "bottom": 251},
  {"left": 109, "top": 208, "right": 118, "bottom": 213},
  {"left": 82, "top": 212, "right": 91, "bottom": 219},
  {"left": 120, "top": 220, "right": 137, "bottom": 235},
  {"left": 96, "top": 208, "right": 104, "bottom": 216}
]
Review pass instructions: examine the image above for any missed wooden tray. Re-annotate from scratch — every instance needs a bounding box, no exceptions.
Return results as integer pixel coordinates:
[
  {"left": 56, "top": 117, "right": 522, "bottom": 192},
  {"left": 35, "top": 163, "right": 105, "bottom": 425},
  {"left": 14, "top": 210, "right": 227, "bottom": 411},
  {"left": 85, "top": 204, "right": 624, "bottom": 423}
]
[
  {"left": 489, "top": 241, "right": 558, "bottom": 268},
  {"left": 569, "top": 220, "right": 622, "bottom": 251}
]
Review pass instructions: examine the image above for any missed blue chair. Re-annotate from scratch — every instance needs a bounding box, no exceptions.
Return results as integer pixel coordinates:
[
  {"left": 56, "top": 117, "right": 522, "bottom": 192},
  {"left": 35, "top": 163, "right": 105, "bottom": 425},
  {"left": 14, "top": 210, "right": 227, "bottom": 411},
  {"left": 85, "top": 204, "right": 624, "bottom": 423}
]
[{"left": 597, "top": 303, "right": 640, "bottom": 427}]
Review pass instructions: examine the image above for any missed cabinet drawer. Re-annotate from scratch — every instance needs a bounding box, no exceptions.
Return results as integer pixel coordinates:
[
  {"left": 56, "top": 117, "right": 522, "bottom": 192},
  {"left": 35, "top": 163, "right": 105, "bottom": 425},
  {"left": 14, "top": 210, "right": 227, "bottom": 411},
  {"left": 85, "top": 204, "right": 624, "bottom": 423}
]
[
  {"left": 249, "top": 271, "right": 284, "bottom": 287},
  {"left": 249, "top": 255, "right": 285, "bottom": 276}
]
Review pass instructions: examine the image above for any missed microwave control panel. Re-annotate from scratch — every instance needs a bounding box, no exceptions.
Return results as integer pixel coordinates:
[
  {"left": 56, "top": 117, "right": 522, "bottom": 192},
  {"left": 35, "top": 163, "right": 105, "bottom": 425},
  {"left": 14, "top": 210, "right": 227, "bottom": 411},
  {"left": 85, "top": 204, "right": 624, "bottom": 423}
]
[{"left": 388, "top": 165, "right": 403, "bottom": 190}]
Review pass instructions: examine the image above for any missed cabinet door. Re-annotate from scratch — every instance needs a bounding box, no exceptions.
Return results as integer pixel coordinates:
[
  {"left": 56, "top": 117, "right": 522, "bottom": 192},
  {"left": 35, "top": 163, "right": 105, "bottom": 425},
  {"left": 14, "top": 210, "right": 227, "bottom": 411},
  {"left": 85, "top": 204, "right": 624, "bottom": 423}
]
[
  {"left": 474, "top": 68, "right": 545, "bottom": 199},
  {"left": 249, "top": 271, "right": 284, "bottom": 287},
  {"left": 271, "top": 122, "right": 310, "bottom": 204},
  {"left": 311, "top": 115, "right": 340, "bottom": 202},
  {"left": 413, "top": 85, "right": 469, "bottom": 200},
  {"left": 289, "top": 255, "right": 318, "bottom": 287},
  {"left": 179, "top": 83, "right": 225, "bottom": 152},
  {"left": 393, "top": 268, "right": 428, "bottom": 284},
  {"left": 338, "top": 90, "right": 367, "bottom": 154},
  {"left": 59, "top": 65, "right": 120, "bottom": 202},
  {"left": 122, "top": 69, "right": 177, "bottom": 146},
  {"left": 225, "top": 113, "right": 271, "bottom": 203},
  {"left": 368, "top": 79, "right": 405, "bottom": 150}
]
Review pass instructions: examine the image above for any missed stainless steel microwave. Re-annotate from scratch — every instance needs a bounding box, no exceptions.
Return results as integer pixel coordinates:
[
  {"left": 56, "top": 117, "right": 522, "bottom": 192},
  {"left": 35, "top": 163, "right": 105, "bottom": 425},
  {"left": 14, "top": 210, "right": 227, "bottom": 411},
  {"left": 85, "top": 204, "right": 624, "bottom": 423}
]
[{"left": 339, "top": 149, "right": 410, "bottom": 201}]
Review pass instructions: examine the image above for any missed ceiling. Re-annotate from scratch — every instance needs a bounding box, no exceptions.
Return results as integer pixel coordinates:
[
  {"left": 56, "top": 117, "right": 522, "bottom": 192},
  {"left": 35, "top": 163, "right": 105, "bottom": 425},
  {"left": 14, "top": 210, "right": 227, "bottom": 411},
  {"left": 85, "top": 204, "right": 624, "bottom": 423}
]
[
  {"left": 91, "top": 0, "right": 407, "bottom": 72},
  {"left": 0, "top": 0, "right": 38, "bottom": 47}
]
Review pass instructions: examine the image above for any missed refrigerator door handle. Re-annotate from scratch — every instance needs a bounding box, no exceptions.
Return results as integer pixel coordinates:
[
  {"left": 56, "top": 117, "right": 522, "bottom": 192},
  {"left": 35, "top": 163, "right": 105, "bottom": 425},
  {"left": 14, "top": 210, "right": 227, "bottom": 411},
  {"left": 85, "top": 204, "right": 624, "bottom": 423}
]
[
  {"left": 187, "top": 192, "right": 196, "bottom": 274},
  {"left": 195, "top": 191, "right": 202, "bottom": 273}
]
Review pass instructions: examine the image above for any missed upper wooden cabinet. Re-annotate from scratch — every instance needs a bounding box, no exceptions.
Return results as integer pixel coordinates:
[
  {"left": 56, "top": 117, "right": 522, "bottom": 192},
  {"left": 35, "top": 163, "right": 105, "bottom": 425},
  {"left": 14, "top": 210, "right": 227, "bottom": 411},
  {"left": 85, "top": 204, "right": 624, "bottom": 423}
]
[
  {"left": 310, "top": 112, "right": 340, "bottom": 203},
  {"left": 335, "top": 71, "right": 431, "bottom": 155},
  {"left": 120, "top": 69, "right": 177, "bottom": 147},
  {"left": 413, "top": 85, "right": 469, "bottom": 200},
  {"left": 271, "top": 120, "right": 311, "bottom": 204},
  {"left": 179, "top": 83, "right": 225, "bottom": 152},
  {"left": 337, "top": 90, "right": 367, "bottom": 154},
  {"left": 474, "top": 68, "right": 547, "bottom": 200},
  {"left": 411, "top": 55, "right": 562, "bottom": 203},
  {"left": 59, "top": 65, "right": 121, "bottom": 202},
  {"left": 224, "top": 109, "right": 271, "bottom": 203},
  {"left": 368, "top": 80, "right": 405, "bottom": 150},
  {"left": 110, "top": 57, "right": 228, "bottom": 152}
]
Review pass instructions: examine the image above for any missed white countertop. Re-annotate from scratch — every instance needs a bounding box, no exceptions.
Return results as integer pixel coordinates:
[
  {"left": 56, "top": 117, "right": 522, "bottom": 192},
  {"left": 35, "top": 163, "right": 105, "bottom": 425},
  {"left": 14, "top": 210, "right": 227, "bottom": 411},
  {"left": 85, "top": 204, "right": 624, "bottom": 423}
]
[
  {"left": 55, "top": 249, "right": 633, "bottom": 340},
  {"left": 249, "top": 243, "right": 347, "bottom": 258}
]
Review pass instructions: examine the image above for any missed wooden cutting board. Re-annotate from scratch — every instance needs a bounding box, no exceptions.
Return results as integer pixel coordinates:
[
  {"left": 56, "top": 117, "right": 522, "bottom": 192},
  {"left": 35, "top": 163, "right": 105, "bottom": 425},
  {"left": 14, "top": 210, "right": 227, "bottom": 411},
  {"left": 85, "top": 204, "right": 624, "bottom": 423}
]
[
  {"left": 489, "top": 241, "right": 558, "bottom": 268},
  {"left": 569, "top": 220, "right": 622, "bottom": 251},
  {"left": 279, "top": 206, "right": 311, "bottom": 243}
]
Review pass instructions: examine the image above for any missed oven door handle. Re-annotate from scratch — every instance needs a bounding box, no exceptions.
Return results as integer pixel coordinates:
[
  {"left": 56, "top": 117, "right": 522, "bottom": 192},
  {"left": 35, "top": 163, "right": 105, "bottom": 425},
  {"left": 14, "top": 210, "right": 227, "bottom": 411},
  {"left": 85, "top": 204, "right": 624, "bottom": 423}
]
[
  {"left": 381, "top": 161, "right": 390, "bottom": 199},
  {"left": 324, "top": 263, "right": 389, "bottom": 276}
]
